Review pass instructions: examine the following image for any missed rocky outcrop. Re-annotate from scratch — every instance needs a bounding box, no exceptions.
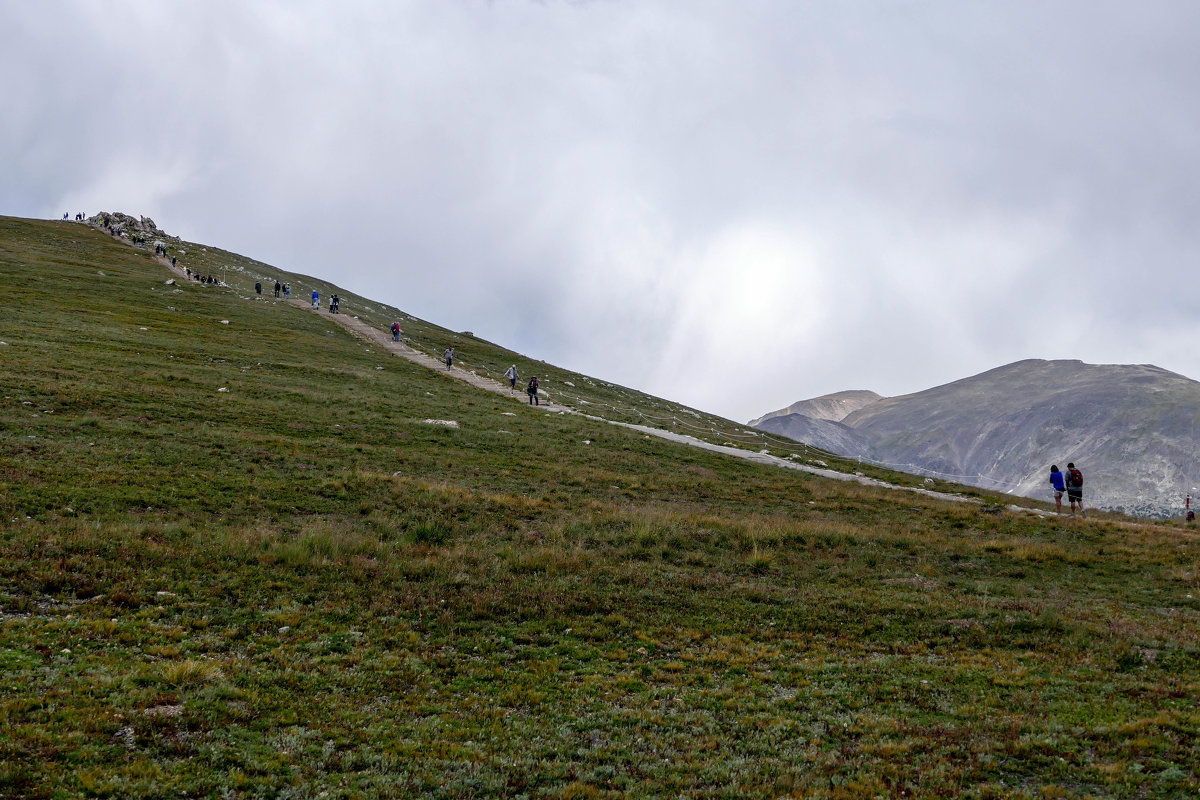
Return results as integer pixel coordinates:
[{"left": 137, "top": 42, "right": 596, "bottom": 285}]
[{"left": 86, "top": 211, "right": 177, "bottom": 245}]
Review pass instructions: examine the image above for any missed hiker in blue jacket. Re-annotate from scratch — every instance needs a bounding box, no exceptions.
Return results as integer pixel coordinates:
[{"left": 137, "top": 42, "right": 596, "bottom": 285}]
[{"left": 1049, "top": 465, "right": 1066, "bottom": 514}]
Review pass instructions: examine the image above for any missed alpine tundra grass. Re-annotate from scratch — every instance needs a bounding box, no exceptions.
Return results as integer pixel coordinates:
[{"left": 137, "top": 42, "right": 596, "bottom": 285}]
[{"left": 1, "top": 216, "right": 1197, "bottom": 798}]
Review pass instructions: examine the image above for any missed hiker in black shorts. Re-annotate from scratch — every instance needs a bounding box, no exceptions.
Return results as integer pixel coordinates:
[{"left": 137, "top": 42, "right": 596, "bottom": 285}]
[{"left": 1065, "top": 462, "right": 1085, "bottom": 518}]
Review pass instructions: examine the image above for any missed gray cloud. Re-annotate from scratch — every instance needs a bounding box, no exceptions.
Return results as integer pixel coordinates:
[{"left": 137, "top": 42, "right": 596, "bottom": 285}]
[{"left": 6, "top": 1, "right": 1200, "bottom": 421}]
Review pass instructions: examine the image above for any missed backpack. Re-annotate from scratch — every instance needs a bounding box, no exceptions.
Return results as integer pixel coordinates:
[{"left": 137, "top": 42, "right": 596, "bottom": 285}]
[{"left": 1068, "top": 468, "right": 1083, "bottom": 488}]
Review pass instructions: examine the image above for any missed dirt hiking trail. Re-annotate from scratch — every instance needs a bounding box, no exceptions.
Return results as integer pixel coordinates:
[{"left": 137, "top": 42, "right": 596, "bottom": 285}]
[{"left": 155, "top": 252, "right": 1067, "bottom": 517}]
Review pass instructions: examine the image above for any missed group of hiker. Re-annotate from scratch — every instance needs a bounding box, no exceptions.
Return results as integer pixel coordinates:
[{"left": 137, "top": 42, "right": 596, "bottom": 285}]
[
  {"left": 255, "top": 280, "right": 291, "bottom": 298},
  {"left": 1048, "top": 463, "right": 1085, "bottom": 517},
  {"left": 186, "top": 268, "right": 219, "bottom": 285},
  {"left": 308, "top": 290, "right": 339, "bottom": 312},
  {"left": 428, "top": 342, "right": 541, "bottom": 405},
  {"left": 506, "top": 365, "right": 539, "bottom": 405}
]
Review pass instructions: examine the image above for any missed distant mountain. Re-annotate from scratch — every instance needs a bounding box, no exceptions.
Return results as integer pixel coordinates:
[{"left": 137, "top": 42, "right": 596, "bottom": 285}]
[
  {"left": 752, "top": 360, "right": 1200, "bottom": 517},
  {"left": 756, "top": 414, "right": 875, "bottom": 460},
  {"left": 748, "top": 389, "right": 882, "bottom": 427}
]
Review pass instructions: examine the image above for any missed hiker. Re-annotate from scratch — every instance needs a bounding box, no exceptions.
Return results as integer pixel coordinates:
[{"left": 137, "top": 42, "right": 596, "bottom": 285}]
[
  {"left": 1049, "top": 465, "right": 1066, "bottom": 514},
  {"left": 283, "top": 283, "right": 290, "bottom": 298},
  {"left": 171, "top": 256, "right": 177, "bottom": 268},
  {"left": 1188, "top": 510, "right": 1196, "bottom": 523},
  {"left": 1065, "top": 462, "right": 1085, "bottom": 518},
  {"left": 527, "top": 376, "right": 539, "bottom": 405},
  {"left": 255, "top": 281, "right": 262, "bottom": 295},
  {"left": 329, "top": 294, "right": 339, "bottom": 314},
  {"left": 274, "top": 281, "right": 281, "bottom": 298},
  {"left": 333, "top": 295, "right": 340, "bottom": 313},
  {"left": 504, "top": 364, "right": 519, "bottom": 391},
  {"left": 443, "top": 347, "right": 454, "bottom": 370},
  {"left": 391, "top": 322, "right": 400, "bottom": 342},
  {"left": 312, "top": 290, "right": 319, "bottom": 309},
  {"left": 185, "top": 267, "right": 191, "bottom": 279}
]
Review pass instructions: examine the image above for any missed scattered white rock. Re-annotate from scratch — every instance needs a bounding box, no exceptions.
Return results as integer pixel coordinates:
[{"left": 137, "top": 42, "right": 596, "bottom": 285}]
[
  {"left": 97, "top": 270, "right": 105, "bottom": 276},
  {"left": 112, "top": 726, "right": 136, "bottom": 749},
  {"left": 278, "top": 626, "right": 291, "bottom": 633},
  {"left": 155, "top": 591, "right": 177, "bottom": 599},
  {"left": 583, "top": 440, "right": 591, "bottom": 445},
  {"left": 424, "top": 419, "right": 459, "bottom": 428},
  {"left": 375, "top": 366, "right": 384, "bottom": 370},
  {"left": 0, "top": 342, "right": 6, "bottom": 346},
  {"left": 500, "top": 412, "right": 517, "bottom": 417},
  {"left": 218, "top": 387, "right": 229, "bottom": 393},
  {"left": 564, "top": 381, "right": 575, "bottom": 387},
  {"left": 165, "top": 279, "right": 175, "bottom": 286},
  {"left": 923, "top": 477, "right": 935, "bottom": 486},
  {"left": 221, "top": 320, "right": 229, "bottom": 325},
  {"left": 143, "top": 704, "right": 183, "bottom": 718},
  {"left": 139, "top": 327, "right": 148, "bottom": 331}
]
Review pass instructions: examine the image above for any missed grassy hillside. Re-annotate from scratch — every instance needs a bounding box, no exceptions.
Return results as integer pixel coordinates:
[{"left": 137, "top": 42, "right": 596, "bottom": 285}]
[{"left": 1, "top": 215, "right": 1198, "bottom": 799}]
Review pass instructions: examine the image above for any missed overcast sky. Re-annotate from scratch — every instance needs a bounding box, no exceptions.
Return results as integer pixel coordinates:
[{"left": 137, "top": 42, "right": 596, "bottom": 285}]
[{"left": 6, "top": 1, "right": 1200, "bottom": 421}]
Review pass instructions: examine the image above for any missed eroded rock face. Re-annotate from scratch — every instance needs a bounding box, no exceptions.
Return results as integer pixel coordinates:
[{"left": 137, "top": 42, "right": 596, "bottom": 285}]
[{"left": 753, "top": 359, "right": 1200, "bottom": 517}]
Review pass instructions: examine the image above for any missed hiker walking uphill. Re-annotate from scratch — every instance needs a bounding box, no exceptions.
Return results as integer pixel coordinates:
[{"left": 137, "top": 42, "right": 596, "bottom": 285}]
[
  {"left": 527, "top": 376, "right": 540, "bottom": 405},
  {"left": 1049, "top": 465, "right": 1066, "bottom": 514},
  {"left": 391, "top": 321, "right": 401, "bottom": 342},
  {"left": 504, "top": 364, "right": 519, "bottom": 391},
  {"left": 443, "top": 347, "right": 454, "bottom": 370},
  {"left": 1065, "top": 463, "right": 1085, "bottom": 517}
]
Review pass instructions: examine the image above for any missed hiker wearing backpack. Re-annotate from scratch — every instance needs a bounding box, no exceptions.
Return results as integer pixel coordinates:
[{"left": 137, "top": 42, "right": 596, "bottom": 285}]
[
  {"left": 1065, "top": 462, "right": 1085, "bottom": 518},
  {"left": 527, "top": 376, "right": 539, "bottom": 405},
  {"left": 1049, "top": 465, "right": 1066, "bottom": 514},
  {"left": 391, "top": 322, "right": 400, "bottom": 342}
]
